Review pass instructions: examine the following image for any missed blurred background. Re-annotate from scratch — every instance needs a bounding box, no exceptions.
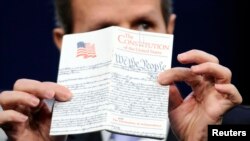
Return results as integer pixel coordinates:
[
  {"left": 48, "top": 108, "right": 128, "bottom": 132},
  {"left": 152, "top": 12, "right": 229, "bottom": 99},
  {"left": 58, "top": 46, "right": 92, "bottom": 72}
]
[{"left": 0, "top": 0, "right": 249, "bottom": 105}]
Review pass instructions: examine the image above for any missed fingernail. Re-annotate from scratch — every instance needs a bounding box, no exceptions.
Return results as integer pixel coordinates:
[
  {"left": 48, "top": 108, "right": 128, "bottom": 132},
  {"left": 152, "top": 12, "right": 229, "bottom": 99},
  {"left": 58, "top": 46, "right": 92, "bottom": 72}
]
[
  {"left": 177, "top": 53, "right": 185, "bottom": 60},
  {"left": 19, "top": 115, "right": 28, "bottom": 122},
  {"left": 214, "top": 84, "right": 222, "bottom": 89},
  {"left": 63, "top": 87, "right": 73, "bottom": 99},
  {"left": 191, "top": 65, "right": 198, "bottom": 71},
  {"left": 157, "top": 72, "right": 163, "bottom": 81},
  {"left": 31, "top": 98, "right": 40, "bottom": 106},
  {"left": 157, "top": 73, "right": 167, "bottom": 85},
  {"left": 45, "top": 90, "right": 55, "bottom": 98},
  {"left": 63, "top": 92, "right": 72, "bottom": 100}
]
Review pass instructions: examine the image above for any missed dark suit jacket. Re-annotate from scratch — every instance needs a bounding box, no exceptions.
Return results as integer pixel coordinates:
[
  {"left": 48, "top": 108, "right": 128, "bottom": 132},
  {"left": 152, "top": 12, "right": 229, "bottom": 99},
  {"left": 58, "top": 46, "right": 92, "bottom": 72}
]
[{"left": 66, "top": 105, "right": 250, "bottom": 141}]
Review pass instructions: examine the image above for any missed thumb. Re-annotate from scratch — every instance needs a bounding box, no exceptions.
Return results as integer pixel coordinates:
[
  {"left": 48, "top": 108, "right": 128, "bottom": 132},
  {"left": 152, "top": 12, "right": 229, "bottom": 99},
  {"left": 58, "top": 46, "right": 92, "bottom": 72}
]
[{"left": 169, "top": 84, "right": 183, "bottom": 111}]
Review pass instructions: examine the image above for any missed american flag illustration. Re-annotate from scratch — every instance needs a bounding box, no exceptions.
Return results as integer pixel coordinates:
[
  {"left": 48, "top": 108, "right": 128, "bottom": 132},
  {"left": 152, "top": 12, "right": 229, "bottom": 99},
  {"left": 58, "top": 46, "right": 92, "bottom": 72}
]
[{"left": 76, "top": 41, "right": 96, "bottom": 58}]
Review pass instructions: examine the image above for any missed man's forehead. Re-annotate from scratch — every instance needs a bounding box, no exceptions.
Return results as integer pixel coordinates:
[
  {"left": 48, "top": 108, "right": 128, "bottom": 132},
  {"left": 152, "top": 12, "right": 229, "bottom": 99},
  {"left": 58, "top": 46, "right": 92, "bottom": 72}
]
[
  {"left": 71, "top": 0, "right": 162, "bottom": 19},
  {"left": 71, "top": 0, "right": 162, "bottom": 12},
  {"left": 72, "top": 0, "right": 161, "bottom": 6},
  {"left": 71, "top": 0, "right": 163, "bottom": 32}
]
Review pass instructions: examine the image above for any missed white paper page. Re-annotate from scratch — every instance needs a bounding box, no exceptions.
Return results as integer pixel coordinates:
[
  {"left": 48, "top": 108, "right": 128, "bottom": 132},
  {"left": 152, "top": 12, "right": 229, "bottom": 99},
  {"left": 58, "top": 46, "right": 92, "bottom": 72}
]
[
  {"left": 50, "top": 28, "right": 113, "bottom": 135},
  {"left": 107, "top": 27, "right": 173, "bottom": 139},
  {"left": 50, "top": 27, "right": 173, "bottom": 139}
]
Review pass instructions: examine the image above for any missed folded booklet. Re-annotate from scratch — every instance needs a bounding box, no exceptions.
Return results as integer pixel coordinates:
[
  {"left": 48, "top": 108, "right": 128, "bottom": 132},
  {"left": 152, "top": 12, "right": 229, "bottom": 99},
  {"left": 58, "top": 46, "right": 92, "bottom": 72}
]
[{"left": 50, "top": 26, "right": 173, "bottom": 139}]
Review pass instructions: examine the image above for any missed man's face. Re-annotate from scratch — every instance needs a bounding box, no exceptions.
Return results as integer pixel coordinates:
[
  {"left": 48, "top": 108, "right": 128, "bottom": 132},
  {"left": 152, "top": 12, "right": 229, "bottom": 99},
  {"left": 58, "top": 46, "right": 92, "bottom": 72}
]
[
  {"left": 72, "top": 0, "right": 168, "bottom": 33},
  {"left": 54, "top": 0, "right": 175, "bottom": 49}
]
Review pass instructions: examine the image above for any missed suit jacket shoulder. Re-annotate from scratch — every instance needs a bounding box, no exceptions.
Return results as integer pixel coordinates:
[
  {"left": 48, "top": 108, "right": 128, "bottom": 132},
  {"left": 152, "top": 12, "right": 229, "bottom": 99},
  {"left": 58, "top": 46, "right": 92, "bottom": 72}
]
[{"left": 223, "top": 105, "right": 250, "bottom": 124}]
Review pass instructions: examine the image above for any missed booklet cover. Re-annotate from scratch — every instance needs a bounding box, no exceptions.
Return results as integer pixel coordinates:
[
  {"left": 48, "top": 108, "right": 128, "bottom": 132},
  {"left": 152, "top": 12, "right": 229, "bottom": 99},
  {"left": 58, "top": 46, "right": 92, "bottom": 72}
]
[{"left": 50, "top": 26, "right": 173, "bottom": 139}]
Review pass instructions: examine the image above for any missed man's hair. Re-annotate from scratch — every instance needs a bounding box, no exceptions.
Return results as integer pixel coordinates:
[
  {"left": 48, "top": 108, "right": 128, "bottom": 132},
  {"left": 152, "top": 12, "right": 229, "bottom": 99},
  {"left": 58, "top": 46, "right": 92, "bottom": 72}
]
[{"left": 54, "top": 0, "right": 173, "bottom": 34}]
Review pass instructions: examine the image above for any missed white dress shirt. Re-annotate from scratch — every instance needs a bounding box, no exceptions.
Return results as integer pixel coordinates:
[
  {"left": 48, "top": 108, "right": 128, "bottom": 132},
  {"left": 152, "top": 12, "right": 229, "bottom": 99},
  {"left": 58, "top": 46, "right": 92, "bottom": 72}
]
[{"left": 101, "top": 131, "right": 165, "bottom": 141}]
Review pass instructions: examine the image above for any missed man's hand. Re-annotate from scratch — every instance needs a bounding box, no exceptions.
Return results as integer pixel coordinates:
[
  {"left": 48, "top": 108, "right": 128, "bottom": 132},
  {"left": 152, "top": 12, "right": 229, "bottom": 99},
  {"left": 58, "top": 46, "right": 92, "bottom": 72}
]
[
  {"left": 158, "top": 49, "right": 242, "bottom": 141},
  {"left": 0, "top": 79, "right": 72, "bottom": 141}
]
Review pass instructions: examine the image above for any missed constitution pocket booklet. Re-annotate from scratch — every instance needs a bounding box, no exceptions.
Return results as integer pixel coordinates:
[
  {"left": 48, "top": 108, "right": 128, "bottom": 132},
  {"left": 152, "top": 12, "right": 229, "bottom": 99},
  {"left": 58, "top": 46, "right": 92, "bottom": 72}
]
[{"left": 50, "top": 26, "right": 173, "bottom": 139}]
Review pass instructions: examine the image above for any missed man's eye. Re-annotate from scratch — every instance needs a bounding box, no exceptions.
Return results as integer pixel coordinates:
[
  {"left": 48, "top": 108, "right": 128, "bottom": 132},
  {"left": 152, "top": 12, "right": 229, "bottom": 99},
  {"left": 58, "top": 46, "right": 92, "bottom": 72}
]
[{"left": 136, "top": 21, "right": 152, "bottom": 31}]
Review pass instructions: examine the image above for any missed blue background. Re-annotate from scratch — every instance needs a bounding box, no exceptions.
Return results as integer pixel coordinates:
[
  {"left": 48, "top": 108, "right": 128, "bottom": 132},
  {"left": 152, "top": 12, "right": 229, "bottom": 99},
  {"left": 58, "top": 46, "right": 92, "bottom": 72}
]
[{"left": 0, "top": 0, "right": 249, "bottom": 104}]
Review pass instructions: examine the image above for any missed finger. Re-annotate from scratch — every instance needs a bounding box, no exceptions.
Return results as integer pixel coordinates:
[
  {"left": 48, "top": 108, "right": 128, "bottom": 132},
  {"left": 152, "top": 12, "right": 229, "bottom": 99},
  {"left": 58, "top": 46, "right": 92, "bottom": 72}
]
[
  {"left": 0, "top": 91, "right": 40, "bottom": 109},
  {"left": 191, "top": 62, "right": 232, "bottom": 83},
  {"left": 158, "top": 67, "right": 202, "bottom": 88},
  {"left": 0, "top": 110, "right": 28, "bottom": 124},
  {"left": 168, "top": 84, "right": 183, "bottom": 111},
  {"left": 177, "top": 49, "right": 219, "bottom": 64},
  {"left": 215, "top": 84, "right": 242, "bottom": 105},
  {"left": 14, "top": 79, "right": 55, "bottom": 99},
  {"left": 43, "top": 82, "right": 72, "bottom": 101}
]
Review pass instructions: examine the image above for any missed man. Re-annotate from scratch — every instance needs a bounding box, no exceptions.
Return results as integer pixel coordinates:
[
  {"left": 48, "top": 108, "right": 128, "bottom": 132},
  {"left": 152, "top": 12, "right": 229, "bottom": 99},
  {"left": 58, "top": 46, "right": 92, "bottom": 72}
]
[{"left": 0, "top": 0, "right": 243, "bottom": 141}]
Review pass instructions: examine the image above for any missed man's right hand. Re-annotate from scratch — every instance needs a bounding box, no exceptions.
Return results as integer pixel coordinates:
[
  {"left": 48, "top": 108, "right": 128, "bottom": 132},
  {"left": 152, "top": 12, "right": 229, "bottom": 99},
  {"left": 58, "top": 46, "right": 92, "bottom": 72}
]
[{"left": 0, "top": 79, "right": 72, "bottom": 141}]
